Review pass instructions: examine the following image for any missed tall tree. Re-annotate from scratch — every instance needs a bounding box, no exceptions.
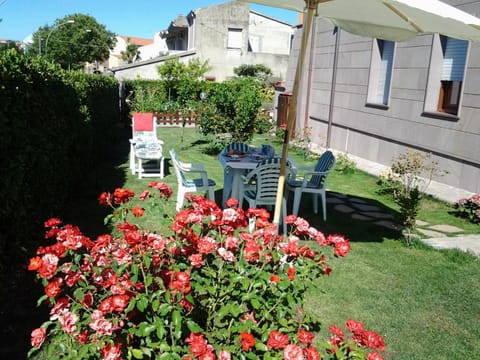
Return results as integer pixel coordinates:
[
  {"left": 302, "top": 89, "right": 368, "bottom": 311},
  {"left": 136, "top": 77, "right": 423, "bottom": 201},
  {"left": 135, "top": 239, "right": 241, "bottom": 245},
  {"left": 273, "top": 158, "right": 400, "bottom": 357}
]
[
  {"left": 29, "top": 13, "right": 116, "bottom": 70},
  {"left": 121, "top": 39, "right": 140, "bottom": 64}
]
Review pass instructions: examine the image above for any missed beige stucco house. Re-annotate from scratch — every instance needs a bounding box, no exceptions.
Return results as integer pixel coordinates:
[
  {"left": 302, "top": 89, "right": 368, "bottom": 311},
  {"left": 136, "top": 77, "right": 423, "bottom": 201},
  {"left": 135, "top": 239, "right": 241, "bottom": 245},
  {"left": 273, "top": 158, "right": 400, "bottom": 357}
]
[{"left": 112, "top": 1, "right": 294, "bottom": 82}]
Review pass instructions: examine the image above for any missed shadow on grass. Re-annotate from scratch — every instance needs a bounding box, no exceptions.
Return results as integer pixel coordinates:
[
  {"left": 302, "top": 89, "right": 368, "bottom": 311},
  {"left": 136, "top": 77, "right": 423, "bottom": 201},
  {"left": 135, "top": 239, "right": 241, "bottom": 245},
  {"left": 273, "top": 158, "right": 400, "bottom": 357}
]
[
  {"left": 287, "top": 191, "right": 402, "bottom": 243},
  {"left": 0, "top": 127, "right": 132, "bottom": 359}
]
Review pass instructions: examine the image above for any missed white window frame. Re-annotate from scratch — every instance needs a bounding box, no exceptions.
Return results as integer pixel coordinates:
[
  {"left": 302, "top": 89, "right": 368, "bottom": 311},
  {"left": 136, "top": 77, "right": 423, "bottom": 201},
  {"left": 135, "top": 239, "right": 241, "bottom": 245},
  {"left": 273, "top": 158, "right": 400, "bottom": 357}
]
[{"left": 424, "top": 34, "right": 469, "bottom": 117}]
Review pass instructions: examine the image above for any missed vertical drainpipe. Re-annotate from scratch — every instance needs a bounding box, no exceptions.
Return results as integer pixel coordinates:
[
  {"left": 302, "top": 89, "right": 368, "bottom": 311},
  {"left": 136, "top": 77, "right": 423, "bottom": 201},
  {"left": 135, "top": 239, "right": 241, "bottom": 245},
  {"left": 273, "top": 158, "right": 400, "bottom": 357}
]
[
  {"left": 303, "top": 17, "right": 317, "bottom": 130},
  {"left": 326, "top": 27, "right": 340, "bottom": 149}
]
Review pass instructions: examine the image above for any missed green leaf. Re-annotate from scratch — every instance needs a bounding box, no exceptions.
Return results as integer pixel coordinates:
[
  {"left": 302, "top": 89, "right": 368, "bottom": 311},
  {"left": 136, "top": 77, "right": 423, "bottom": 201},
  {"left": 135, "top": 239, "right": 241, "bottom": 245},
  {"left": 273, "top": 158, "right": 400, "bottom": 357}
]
[
  {"left": 255, "top": 342, "right": 268, "bottom": 352},
  {"left": 217, "top": 304, "right": 231, "bottom": 318},
  {"left": 103, "top": 213, "right": 114, "bottom": 225},
  {"left": 172, "top": 310, "right": 182, "bottom": 339},
  {"left": 187, "top": 320, "right": 202, "bottom": 333},
  {"left": 250, "top": 298, "right": 261, "bottom": 309},
  {"left": 136, "top": 296, "right": 148, "bottom": 312},
  {"left": 131, "top": 348, "right": 143, "bottom": 359}
]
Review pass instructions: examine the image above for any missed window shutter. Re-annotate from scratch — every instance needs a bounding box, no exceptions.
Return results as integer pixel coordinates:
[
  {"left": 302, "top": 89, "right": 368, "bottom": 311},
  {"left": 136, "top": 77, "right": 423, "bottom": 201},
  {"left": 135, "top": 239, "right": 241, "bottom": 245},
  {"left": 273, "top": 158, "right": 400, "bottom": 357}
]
[
  {"left": 441, "top": 37, "right": 468, "bottom": 81},
  {"left": 376, "top": 40, "right": 394, "bottom": 104},
  {"left": 227, "top": 28, "right": 242, "bottom": 49}
]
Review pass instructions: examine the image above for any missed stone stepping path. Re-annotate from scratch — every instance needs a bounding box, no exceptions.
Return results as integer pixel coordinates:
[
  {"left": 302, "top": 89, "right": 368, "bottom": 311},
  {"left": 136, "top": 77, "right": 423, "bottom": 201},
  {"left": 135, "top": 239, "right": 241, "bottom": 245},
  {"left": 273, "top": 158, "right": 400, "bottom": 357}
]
[
  {"left": 328, "top": 192, "right": 466, "bottom": 237},
  {"left": 328, "top": 193, "right": 398, "bottom": 230}
]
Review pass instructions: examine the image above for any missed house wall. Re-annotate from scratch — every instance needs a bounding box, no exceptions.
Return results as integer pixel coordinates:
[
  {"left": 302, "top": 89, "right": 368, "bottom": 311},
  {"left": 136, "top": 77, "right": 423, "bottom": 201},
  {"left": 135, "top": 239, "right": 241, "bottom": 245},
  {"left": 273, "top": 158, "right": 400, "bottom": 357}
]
[
  {"left": 288, "top": 0, "right": 480, "bottom": 195},
  {"left": 192, "top": 1, "right": 292, "bottom": 81}
]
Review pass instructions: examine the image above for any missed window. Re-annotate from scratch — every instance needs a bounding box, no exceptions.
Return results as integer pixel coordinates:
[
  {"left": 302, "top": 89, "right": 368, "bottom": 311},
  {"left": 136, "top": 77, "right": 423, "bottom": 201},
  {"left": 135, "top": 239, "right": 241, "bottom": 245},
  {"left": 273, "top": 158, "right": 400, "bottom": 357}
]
[
  {"left": 438, "top": 36, "right": 468, "bottom": 115},
  {"left": 227, "top": 28, "right": 242, "bottom": 49},
  {"left": 367, "top": 39, "right": 395, "bottom": 106},
  {"left": 424, "top": 35, "right": 469, "bottom": 117}
]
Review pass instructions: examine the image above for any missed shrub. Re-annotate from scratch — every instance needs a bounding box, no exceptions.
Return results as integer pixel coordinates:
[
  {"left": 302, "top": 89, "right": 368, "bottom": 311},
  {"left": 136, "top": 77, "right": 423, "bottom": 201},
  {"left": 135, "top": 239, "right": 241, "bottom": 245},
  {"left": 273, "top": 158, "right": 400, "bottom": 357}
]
[
  {"left": 378, "top": 149, "right": 444, "bottom": 244},
  {"left": 335, "top": 153, "right": 357, "bottom": 175},
  {"left": 198, "top": 78, "right": 262, "bottom": 143},
  {"left": 453, "top": 194, "right": 480, "bottom": 224},
  {"left": 28, "top": 185, "right": 387, "bottom": 360}
]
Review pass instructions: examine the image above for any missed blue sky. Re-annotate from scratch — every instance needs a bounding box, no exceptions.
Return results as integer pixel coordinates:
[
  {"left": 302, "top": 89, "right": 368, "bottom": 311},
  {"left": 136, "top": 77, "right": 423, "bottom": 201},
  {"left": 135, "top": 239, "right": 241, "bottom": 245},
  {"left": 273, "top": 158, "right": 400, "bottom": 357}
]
[{"left": 0, "top": 0, "right": 299, "bottom": 41}]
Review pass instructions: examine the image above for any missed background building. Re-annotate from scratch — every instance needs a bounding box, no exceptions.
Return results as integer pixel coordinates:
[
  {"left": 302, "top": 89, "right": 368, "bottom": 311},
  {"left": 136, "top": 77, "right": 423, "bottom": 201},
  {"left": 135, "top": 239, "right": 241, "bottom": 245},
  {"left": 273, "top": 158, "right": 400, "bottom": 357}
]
[{"left": 112, "top": 1, "right": 294, "bottom": 82}]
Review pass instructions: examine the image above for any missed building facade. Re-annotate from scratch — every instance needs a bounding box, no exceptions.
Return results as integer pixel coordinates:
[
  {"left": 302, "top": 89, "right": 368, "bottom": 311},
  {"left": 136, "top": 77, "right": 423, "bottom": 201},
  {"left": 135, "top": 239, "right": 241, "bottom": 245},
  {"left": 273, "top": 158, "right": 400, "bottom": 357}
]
[
  {"left": 112, "top": 1, "right": 294, "bottom": 82},
  {"left": 286, "top": 0, "right": 480, "bottom": 196}
]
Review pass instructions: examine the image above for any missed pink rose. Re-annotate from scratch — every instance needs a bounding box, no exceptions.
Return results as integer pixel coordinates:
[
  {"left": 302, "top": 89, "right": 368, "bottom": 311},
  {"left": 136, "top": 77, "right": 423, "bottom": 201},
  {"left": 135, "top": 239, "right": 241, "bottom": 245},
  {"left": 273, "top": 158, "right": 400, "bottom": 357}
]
[
  {"left": 31, "top": 327, "right": 46, "bottom": 348},
  {"left": 283, "top": 344, "right": 304, "bottom": 360}
]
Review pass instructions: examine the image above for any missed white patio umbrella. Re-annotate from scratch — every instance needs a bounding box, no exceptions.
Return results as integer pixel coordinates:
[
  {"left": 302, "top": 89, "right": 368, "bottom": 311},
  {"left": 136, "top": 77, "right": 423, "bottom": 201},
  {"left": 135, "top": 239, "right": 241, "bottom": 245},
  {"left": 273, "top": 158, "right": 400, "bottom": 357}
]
[{"left": 239, "top": 0, "right": 480, "bottom": 228}]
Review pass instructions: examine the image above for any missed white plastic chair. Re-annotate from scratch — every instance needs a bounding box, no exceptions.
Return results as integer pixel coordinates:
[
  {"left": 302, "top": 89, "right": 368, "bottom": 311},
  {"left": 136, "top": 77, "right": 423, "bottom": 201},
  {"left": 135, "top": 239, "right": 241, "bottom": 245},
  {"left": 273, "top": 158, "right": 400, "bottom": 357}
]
[
  {"left": 286, "top": 150, "right": 336, "bottom": 221},
  {"left": 240, "top": 162, "right": 292, "bottom": 234},
  {"left": 129, "top": 112, "right": 164, "bottom": 178},
  {"left": 169, "top": 149, "right": 216, "bottom": 210}
]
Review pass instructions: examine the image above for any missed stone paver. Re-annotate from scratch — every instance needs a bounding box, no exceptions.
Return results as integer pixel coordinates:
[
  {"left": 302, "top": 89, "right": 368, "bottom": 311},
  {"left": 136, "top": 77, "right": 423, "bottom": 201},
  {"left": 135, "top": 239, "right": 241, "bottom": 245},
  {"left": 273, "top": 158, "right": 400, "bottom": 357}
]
[
  {"left": 427, "top": 224, "right": 464, "bottom": 233},
  {"left": 327, "top": 197, "right": 346, "bottom": 204},
  {"left": 416, "top": 228, "right": 446, "bottom": 238},
  {"left": 351, "top": 213, "right": 373, "bottom": 221},
  {"left": 374, "top": 220, "right": 396, "bottom": 229},
  {"left": 363, "top": 212, "right": 394, "bottom": 219},
  {"left": 421, "top": 235, "right": 480, "bottom": 257},
  {"left": 415, "top": 220, "right": 429, "bottom": 226},
  {"left": 352, "top": 203, "right": 382, "bottom": 212},
  {"left": 329, "top": 193, "right": 479, "bottom": 257},
  {"left": 349, "top": 197, "right": 368, "bottom": 204},
  {"left": 334, "top": 204, "right": 355, "bottom": 213}
]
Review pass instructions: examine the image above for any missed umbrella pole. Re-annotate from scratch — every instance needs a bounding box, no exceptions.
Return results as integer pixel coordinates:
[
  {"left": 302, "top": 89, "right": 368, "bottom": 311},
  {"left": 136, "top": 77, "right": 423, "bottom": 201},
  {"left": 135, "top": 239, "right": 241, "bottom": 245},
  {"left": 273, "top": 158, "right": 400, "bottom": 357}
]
[{"left": 273, "top": 4, "right": 315, "bottom": 230}]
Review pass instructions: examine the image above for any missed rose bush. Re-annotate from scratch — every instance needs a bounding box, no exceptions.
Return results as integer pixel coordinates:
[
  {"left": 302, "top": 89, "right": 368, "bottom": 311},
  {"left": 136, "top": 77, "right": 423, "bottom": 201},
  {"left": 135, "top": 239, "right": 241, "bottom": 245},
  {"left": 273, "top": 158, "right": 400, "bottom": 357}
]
[
  {"left": 453, "top": 194, "right": 480, "bottom": 224},
  {"left": 28, "top": 182, "right": 386, "bottom": 359}
]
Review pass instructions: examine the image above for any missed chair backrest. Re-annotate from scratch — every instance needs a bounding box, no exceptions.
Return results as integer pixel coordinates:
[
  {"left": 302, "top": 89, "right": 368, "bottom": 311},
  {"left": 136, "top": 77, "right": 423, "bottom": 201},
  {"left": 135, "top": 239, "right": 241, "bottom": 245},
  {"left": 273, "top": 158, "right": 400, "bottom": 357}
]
[
  {"left": 246, "top": 162, "right": 291, "bottom": 203},
  {"left": 132, "top": 112, "right": 157, "bottom": 142},
  {"left": 169, "top": 149, "right": 193, "bottom": 187},
  {"left": 310, "top": 150, "right": 336, "bottom": 188},
  {"left": 261, "top": 144, "right": 275, "bottom": 158},
  {"left": 258, "top": 156, "right": 293, "bottom": 168},
  {"left": 222, "top": 143, "right": 252, "bottom": 155}
]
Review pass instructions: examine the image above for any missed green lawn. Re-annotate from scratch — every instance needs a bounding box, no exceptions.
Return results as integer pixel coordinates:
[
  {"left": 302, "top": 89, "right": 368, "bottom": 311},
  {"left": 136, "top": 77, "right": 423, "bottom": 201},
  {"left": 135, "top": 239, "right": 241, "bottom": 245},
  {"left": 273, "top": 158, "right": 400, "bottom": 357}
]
[{"left": 86, "top": 126, "right": 480, "bottom": 358}]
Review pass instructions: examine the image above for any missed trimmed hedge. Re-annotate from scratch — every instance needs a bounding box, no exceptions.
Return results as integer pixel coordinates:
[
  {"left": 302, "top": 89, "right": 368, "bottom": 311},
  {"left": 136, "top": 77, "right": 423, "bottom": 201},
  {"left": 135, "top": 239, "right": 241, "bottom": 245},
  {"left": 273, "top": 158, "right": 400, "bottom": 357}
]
[{"left": 0, "top": 50, "right": 120, "bottom": 265}]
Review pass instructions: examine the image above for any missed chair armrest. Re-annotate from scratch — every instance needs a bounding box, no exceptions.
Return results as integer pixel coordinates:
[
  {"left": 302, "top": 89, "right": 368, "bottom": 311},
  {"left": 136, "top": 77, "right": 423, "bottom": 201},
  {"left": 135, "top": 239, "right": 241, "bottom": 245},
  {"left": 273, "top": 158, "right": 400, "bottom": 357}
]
[{"left": 295, "top": 170, "right": 331, "bottom": 187}]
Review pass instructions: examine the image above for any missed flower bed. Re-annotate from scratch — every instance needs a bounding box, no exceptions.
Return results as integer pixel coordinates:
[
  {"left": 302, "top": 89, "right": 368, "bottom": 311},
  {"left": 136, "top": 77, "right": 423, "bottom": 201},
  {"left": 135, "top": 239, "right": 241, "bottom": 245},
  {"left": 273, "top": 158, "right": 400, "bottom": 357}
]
[{"left": 28, "top": 183, "right": 386, "bottom": 359}]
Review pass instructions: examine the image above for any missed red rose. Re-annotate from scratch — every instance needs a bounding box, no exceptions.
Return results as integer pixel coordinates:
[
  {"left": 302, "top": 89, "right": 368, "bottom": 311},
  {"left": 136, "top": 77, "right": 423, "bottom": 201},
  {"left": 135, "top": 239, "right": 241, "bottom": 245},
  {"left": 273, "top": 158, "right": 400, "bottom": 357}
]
[
  {"left": 367, "top": 352, "right": 385, "bottom": 360},
  {"left": 334, "top": 240, "right": 351, "bottom": 257},
  {"left": 28, "top": 256, "right": 43, "bottom": 271},
  {"left": 239, "top": 332, "right": 255, "bottom": 351},
  {"left": 44, "top": 218, "right": 62, "bottom": 228},
  {"left": 225, "top": 198, "right": 239, "bottom": 208},
  {"left": 360, "top": 330, "right": 386, "bottom": 351},
  {"left": 303, "top": 346, "right": 321, "bottom": 360},
  {"left": 132, "top": 206, "right": 145, "bottom": 217},
  {"left": 267, "top": 330, "right": 289, "bottom": 349},
  {"left": 155, "top": 182, "right": 173, "bottom": 199},
  {"left": 298, "top": 329, "right": 315, "bottom": 344},
  {"left": 185, "top": 333, "right": 208, "bottom": 357},
  {"left": 346, "top": 319, "right": 365, "bottom": 335},
  {"left": 170, "top": 271, "right": 191, "bottom": 293},
  {"left": 287, "top": 266, "right": 296, "bottom": 281},
  {"left": 270, "top": 274, "right": 280, "bottom": 283},
  {"left": 45, "top": 277, "right": 63, "bottom": 298}
]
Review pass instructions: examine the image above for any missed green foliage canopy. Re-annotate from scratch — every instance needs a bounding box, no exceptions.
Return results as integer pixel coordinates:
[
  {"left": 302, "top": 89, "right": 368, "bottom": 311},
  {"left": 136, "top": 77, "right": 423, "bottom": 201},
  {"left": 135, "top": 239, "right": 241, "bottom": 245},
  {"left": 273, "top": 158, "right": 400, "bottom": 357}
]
[
  {"left": 29, "top": 13, "right": 116, "bottom": 70},
  {"left": 157, "top": 57, "right": 211, "bottom": 105}
]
